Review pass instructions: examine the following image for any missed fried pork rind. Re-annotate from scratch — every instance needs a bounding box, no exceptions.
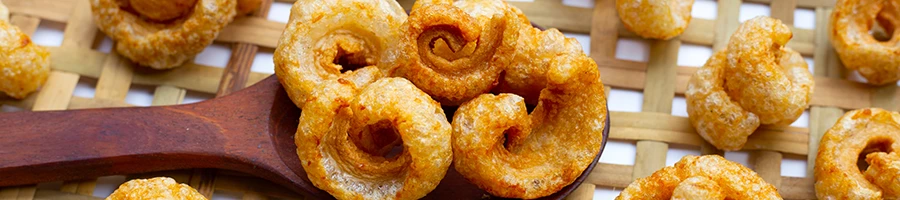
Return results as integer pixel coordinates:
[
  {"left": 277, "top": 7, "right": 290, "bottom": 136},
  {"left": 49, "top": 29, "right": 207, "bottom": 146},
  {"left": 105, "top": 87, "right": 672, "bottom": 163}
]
[
  {"left": 106, "top": 177, "right": 207, "bottom": 200},
  {"left": 616, "top": 0, "right": 694, "bottom": 40},
  {"left": 831, "top": 0, "right": 900, "bottom": 85},
  {"left": 451, "top": 46, "right": 606, "bottom": 199},
  {"left": 616, "top": 155, "right": 782, "bottom": 200},
  {"left": 815, "top": 108, "right": 900, "bottom": 199},
  {"left": 274, "top": 0, "right": 406, "bottom": 108},
  {"left": 0, "top": 19, "right": 50, "bottom": 99},
  {"left": 392, "top": 0, "right": 520, "bottom": 105},
  {"left": 296, "top": 76, "right": 452, "bottom": 200},
  {"left": 496, "top": 24, "right": 584, "bottom": 104},
  {"left": 90, "top": 0, "right": 236, "bottom": 69},
  {"left": 685, "top": 16, "right": 813, "bottom": 151}
]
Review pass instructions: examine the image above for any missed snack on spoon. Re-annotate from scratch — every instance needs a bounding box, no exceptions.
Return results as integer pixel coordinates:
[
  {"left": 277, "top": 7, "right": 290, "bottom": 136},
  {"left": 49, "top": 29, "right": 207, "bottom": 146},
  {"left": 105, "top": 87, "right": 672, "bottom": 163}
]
[{"left": 451, "top": 37, "right": 606, "bottom": 199}]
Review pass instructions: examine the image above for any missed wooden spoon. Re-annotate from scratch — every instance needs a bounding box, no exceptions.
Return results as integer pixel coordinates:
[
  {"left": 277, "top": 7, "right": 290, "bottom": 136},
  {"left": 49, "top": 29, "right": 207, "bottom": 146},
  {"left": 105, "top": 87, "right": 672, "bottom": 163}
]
[{"left": 0, "top": 75, "right": 610, "bottom": 199}]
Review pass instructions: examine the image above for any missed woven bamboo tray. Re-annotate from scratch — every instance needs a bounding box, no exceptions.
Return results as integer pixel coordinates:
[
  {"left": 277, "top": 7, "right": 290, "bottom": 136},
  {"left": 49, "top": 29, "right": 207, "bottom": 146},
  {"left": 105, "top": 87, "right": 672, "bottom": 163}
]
[{"left": 0, "top": 0, "right": 893, "bottom": 199}]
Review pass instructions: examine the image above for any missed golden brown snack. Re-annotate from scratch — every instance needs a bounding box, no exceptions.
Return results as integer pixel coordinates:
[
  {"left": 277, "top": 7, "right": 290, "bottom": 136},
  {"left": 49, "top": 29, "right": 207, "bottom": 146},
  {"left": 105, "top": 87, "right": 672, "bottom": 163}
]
[
  {"left": 685, "top": 16, "right": 813, "bottom": 150},
  {"left": 0, "top": 19, "right": 50, "bottom": 99},
  {"left": 496, "top": 24, "right": 584, "bottom": 104},
  {"left": 296, "top": 76, "right": 452, "bottom": 200},
  {"left": 274, "top": 0, "right": 406, "bottom": 108},
  {"left": 616, "top": 0, "right": 694, "bottom": 40},
  {"left": 392, "top": 0, "right": 520, "bottom": 105},
  {"left": 90, "top": 0, "right": 238, "bottom": 69},
  {"left": 831, "top": 0, "right": 900, "bottom": 85},
  {"left": 451, "top": 46, "right": 606, "bottom": 198},
  {"left": 815, "top": 108, "right": 900, "bottom": 199},
  {"left": 616, "top": 155, "right": 782, "bottom": 199},
  {"left": 106, "top": 177, "right": 207, "bottom": 200}
]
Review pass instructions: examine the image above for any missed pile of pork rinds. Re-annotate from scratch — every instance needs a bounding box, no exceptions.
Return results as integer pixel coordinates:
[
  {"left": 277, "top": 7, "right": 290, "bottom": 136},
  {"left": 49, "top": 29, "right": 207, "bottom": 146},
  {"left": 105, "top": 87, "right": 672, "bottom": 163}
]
[{"left": 273, "top": 0, "right": 607, "bottom": 199}]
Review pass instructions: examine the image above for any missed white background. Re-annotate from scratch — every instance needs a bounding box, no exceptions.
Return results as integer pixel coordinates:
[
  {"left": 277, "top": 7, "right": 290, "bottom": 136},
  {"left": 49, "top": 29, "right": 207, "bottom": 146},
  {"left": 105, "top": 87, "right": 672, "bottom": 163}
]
[{"left": 11, "top": 0, "right": 857, "bottom": 199}]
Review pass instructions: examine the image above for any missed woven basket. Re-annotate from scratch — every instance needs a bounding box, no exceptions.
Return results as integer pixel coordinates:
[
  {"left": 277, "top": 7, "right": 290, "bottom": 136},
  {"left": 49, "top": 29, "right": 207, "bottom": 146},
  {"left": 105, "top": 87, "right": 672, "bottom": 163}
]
[{"left": 0, "top": 0, "right": 891, "bottom": 199}]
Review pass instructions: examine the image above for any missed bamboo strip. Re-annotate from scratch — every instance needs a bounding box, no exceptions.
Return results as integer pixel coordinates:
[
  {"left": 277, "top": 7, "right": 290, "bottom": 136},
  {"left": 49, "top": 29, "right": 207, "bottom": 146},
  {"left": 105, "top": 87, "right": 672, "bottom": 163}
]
[
  {"left": 807, "top": 6, "right": 846, "bottom": 183},
  {"left": 151, "top": 86, "right": 186, "bottom": 106},
  {"left": 564, "top": 183, "right": 595, "bottom": 200},
  {"left": 751, "top": 150, "right": 783, "bottom": 189},
  {"left": 586, "top": 163, "right": 633, "bottom": 188},
  {"left": 47, "top": 47, "right": 272, "bottom": 95},
  {"left": 507, "top": 0, "right": 592, "bottom": 33},
  {"left": 93, "top": 53, "right": 134, "bottom": 101},
  {"left": 589, "top": 0, "right": 619, "bottom": 59},
  {"left": 632, "top": 38, "right": 680, "bottom": 180},
  {"left": 9, "top": 15, "right": 39, "bottom": 35}
]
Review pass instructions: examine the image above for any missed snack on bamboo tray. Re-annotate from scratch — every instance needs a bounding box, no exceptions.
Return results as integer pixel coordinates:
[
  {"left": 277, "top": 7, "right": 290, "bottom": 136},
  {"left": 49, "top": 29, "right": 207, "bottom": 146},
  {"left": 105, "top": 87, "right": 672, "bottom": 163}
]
[
  {"left": 392, "top": 0, "right": 520, "bottom": 105},
  {"left": 0, "top": 1, "right": 50, "bottom": 99},
  {"left": 295, "top": 77, "right": 452, "bottom": 200},
  {"left": 830, "top": 0, "right": 900, "bottom": 85},
  {"left": 106, "top": 177, "right": 206, "bottom": 200},
  {"left": 815, "top": 108, "right": 900, "bottom": 199},
  {"left": 90, "top": 0, "right": 259, "bottom": 69},
  {"left": 451, "top": 43, "right": 606, "bottom": 198},
  {"left": 274, "top": 0, "right": 407, "bottom": 108},
  {"left": 616, "top": 0, "right": 694, "bottom": 40},
  {"left": 616, "top": 155, "right": 782, "bottom": 199},
  {"left": 685, "top": 16, "right": 814, "bottom": 151}
]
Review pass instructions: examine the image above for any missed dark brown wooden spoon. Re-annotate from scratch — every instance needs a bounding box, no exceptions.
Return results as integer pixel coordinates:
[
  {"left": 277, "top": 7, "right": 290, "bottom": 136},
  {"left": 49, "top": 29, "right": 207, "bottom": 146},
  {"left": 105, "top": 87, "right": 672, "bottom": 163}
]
[{"left": 0, "top": 75, "right": 609, "bottom": 199}]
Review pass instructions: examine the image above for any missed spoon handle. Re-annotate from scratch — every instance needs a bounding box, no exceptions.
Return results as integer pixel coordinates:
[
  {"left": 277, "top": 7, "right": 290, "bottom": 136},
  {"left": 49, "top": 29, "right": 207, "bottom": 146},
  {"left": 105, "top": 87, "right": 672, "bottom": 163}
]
[{"left": 0, "top": 105, "right": 231, "bottom": 186}]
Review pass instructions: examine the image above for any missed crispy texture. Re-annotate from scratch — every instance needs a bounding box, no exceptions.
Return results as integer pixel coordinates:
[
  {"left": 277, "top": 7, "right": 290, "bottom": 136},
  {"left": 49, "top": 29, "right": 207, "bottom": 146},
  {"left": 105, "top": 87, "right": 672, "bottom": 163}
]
[
  {"left": 451, "top": 46, "right": 606, "bottom": 198},
  {"left": 274, "top": 0, "right": 406, "bottom": 108},
  {"left": 685, "top": 16, "right": 813, "bottom": 150},
  {"left": 296, "top": 76, "right": 452, "bottom": 200},
  {"left": 106, "top": 177, "right": 206, "bottom": 200},
  {"left": 616, "top": 0, "right": 694, "bottom": 40},
  {"left": 90, "top": 0, "right": 236, "bottom": 69},
  {"left": 391, "top": 0, "right": 520, "bottom": 105},
  {"left": 617, "top": 155, "right": 782, "bottom": 200},
  {"left": 496, "top": 24, "right": 583, "bottom": 104},
  {"left": 831, "top": 0, "right": 900, "bottom": 85},
  {"left": 815, "top": 108, "right": 900, "bottom": 199},
  {"left": 0, "top": 20, "right": 50, "bottom": 99}
]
